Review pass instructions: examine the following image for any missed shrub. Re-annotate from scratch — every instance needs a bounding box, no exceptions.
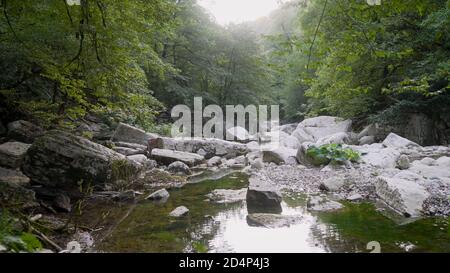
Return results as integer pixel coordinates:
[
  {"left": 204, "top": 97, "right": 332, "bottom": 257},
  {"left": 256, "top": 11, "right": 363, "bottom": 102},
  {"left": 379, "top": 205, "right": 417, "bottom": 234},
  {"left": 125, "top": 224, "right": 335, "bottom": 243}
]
[{"left": 306, "top": 144, "right": 360, "bottom": 166}]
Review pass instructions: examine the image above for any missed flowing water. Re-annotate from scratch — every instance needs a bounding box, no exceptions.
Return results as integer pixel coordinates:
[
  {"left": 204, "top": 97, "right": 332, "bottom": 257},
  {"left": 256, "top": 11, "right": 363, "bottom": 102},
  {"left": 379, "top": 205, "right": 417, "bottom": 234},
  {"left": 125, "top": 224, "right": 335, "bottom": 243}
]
[{"left": 93, "top": 172, "right": 450, "bottom": 253}]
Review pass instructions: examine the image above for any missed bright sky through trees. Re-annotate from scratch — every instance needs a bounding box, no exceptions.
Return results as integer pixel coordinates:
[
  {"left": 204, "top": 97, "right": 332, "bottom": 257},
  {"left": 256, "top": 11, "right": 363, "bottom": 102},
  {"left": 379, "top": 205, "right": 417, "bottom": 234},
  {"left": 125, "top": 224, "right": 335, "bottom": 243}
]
[{"left": 198, "top": 0, "right": 282, "bottom": 25}]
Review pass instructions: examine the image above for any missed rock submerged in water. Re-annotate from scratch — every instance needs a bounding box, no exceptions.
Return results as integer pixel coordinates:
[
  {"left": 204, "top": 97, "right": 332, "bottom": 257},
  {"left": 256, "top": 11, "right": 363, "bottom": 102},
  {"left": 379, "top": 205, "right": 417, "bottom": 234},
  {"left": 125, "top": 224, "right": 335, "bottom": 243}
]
[
  {"left": 22, "top": 130, "right": 142, "bottom": 196},
  {"left": 307, "top": 195, "right": 343, "bottom": 212},
  {"left": 206, "top": 189, "right": 247, "bottom": 204},
  {"left": 246, "top": 177, "right": 282, "bottom": 214},
  {"left": 246, "top": 213, "right": 303, "bottom": 228},
  {"left": 169, "top": 206, "right": 189, "bottom": 217}
]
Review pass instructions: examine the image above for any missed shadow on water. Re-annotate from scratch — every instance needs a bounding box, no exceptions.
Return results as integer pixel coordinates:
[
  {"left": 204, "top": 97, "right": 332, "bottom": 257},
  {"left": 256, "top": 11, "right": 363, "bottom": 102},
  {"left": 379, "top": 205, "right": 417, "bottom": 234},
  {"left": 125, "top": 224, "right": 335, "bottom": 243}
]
[{"left": 92, "top": 173, "right": 450, "bottom": 253}]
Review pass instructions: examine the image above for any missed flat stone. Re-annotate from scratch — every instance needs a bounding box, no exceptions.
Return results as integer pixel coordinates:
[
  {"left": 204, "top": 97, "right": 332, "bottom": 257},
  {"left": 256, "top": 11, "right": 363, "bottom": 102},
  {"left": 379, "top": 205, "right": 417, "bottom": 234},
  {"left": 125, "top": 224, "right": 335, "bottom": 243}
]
[
  {"left": 375, "top": 176, "right": 429, "bottom": 217},
  {"left": 383, "top": 133, "right": 420, "bottom": 149},
  {"left": 151, "top": 149, "right": 204, "bottom": 167},
  {"left": 206, "top": 189, "right": 247, "bottom": 204},
  {"left": 112, "top": 146, "right": 143, "bottom": 156}
]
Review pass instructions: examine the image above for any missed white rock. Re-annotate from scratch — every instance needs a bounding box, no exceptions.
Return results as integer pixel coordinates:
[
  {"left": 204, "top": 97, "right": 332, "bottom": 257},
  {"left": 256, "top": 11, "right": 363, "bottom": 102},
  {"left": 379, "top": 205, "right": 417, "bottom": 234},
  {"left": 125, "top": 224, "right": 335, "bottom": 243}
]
[
  {"left": 396, "top": 155, "right": 410, "bottom": 170},
  {"left": 435, "top": 157, "right": 450, "bottom": 167},
  {"left": 291, "top": 127, "right": 315, "bottom": 144},
  {"left": 359, "top": 136, "right": 376, "bottom": 145},
  {"left": 320, "top": 176, "right": 346, "bottom": 192},
  {"left": 347, "top": 194, "right": 363, "bottom": 202},
  {"left": 251, "top": 158, "right": 264, "bottom": 170},
  {"left": 146, "top": 189, "right": 170, "bottom": 200},
  {"left": 359, "top": 147, "right": 401, "bottom": 169},
  {"left": 382, "top": 133, "right": 420, "bottom": 149},
  {"left": 375, "top": 176, "right": 429, "bottom": 217},
  {"left": 169, "top": 206, "right": 189, "bottom": 217},
  {"left": 316, "top": 132, "right": 350, "bottom": 146},
  {"left": 226, "top": 126, "right": 251, "bottom": 142},
  {"left": 298, "top": 116, "right": 352, "bottom": 141}
]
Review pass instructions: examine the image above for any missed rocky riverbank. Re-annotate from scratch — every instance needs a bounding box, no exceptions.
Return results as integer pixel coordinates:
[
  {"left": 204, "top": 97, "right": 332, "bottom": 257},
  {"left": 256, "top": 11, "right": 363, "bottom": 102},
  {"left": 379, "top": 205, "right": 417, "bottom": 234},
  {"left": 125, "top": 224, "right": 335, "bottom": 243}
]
[{"left": 1, "top": 116, "right": 449, "bottom": 253}]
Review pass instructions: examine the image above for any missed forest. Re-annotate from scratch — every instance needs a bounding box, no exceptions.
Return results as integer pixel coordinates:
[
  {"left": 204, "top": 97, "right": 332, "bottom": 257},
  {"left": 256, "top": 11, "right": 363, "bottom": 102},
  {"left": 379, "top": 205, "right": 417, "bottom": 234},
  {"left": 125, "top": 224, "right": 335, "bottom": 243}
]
[{"left": 1, "top": 0, "right": 448, "bottom": 137}]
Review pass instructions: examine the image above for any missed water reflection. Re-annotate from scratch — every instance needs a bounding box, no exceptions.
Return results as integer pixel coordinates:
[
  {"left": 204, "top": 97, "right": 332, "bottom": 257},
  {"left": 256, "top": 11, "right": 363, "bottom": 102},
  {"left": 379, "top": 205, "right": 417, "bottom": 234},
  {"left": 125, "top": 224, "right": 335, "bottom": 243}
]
[{"left": 95, "top": 173, "right": 450, "bottom": 253}]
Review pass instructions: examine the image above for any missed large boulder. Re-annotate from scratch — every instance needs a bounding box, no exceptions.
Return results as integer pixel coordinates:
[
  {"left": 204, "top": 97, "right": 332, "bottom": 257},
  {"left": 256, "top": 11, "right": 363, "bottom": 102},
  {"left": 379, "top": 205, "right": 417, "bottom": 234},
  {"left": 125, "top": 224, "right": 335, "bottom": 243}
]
[
  {"left": 291, "top": 127, "right": 314, "bottom": 144},
  {"left": 111, "top": 123, "right": 158, "bottom": 146},
  {"left": 7, "top": 120, "right": 44, "bottom": 144},
  {"left": 159, "top": 137, "right": 249, "bottom": 159},
  {"left": 279, "top": 132, "right": 301, "bottom": 149},
  {"left": 22, "top": 130, "right": 141, "bottom": 195},
  {"left": 150, "top": 148, "right": 204, "bottom": 167},
  {"left": 279, "top": 123, "right": 298, "bottom": 135},
  {"left": 382, "top": 133, "right": 420, "bottom": 149},
  {"left": 246, "top": 177, "right": 282, "bottom": 213},
  {"left": 297, "top": 116, "right": 352, "bottom": 141},
  {"left": 353, "top": 144, "right": 401, "bottom": 169},
  {"left": 315, "top": 132, "right": 351, "bottom": 146},
  {"left": 0, "top": 142, "right": 31, "bottom": 169},
  {"left": 375, "top": 176, "right": 429, "bottom": 217},
  {"left": 262, "top": 147, "right": 297, "bottom": 165},
  {"left": 226, "top": 126, "right": 253, "bottom": 143}
]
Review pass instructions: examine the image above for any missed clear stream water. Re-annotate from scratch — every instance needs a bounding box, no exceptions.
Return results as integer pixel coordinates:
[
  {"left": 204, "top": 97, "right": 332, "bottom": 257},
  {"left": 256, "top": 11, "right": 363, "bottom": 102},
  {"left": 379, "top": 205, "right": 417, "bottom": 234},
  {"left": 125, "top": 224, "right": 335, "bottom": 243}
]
[{"left": 93, "top": 172, "right": 450, "bottom": 253}]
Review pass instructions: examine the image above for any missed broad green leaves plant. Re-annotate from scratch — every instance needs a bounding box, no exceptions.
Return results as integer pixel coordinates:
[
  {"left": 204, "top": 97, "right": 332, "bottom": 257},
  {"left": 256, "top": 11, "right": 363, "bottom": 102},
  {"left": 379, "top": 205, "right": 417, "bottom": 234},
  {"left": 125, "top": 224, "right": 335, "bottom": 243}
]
[{"left": 306, "top": 144, "right": 360, "bottom": 166}]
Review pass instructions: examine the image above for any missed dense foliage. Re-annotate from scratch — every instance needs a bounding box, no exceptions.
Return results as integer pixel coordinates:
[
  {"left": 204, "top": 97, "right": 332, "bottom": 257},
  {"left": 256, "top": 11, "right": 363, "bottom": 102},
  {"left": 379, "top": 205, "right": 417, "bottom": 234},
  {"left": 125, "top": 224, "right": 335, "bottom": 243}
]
[
  {"left": 0, "top": 0, "right": 275, "bottom": 131},
  {"left": 306, "top": 144, "right": 360, "bottom": 166},
  {"left": 269, "top": 0, "right": 449, "bottom": 127}
]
